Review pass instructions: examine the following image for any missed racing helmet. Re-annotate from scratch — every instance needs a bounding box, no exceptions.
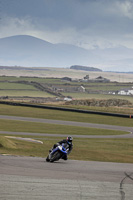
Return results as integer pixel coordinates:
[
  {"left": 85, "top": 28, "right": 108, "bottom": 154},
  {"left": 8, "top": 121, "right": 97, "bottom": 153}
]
[{"left": 67, "top": 136, "right": 73, "bottom": 143}]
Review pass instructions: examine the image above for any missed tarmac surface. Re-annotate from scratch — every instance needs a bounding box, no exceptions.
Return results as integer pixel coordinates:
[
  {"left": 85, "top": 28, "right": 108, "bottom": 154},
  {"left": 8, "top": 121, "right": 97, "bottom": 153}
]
[
  {"left": 0, "top": 155, "right": 133, "bottom": 200},
  {"left": 0, "top": 115, "right": 133, "bottom": 199},
  {"left": 0, "top": 114, "right": 133, "bottom": 138}
]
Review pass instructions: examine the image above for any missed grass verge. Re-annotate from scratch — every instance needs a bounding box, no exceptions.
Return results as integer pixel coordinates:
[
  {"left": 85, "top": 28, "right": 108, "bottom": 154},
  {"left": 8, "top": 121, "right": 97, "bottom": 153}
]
[
  {"left": 0, "top": 119, "right": 127, "bottom": 135},
  {"left": 0, "top": 104, "right": 133, "bottom": 127},
  {"left": 1, "top": 136, "right": 133, "bottom": 163}
]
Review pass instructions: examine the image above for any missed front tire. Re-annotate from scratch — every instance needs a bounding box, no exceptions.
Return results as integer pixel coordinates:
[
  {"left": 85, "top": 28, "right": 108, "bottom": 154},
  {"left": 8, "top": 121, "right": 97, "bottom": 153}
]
[
  {"left": 50, "top": 151, "right": 61, "bottom": 162},
  {"left": 46, "top": 156, "right": 50, "bottom": 162}
]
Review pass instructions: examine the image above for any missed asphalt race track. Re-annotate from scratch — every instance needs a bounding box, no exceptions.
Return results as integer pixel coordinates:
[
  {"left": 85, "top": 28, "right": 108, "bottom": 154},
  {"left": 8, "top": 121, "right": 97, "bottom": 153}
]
[
  {"left": 0, "top": 115, "right": 133, "bottom": 199},
  {"left": 0, "top": 115, "right": 133, "bottom": 138},
  {"left": 1, "top": 155, "right": 133, "bottom": 200}
]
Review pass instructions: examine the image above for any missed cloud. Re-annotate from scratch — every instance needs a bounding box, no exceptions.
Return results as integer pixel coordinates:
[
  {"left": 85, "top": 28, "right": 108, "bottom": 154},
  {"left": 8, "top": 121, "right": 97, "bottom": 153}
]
[
  {"left": 116, "top": 0, "right": 133, "bottom": 19},
  {"left": 0, "top": 0, "right": 133, "bottom": 49},
  {"left": 0, "top": 15, "right": 35, "bottom": 38}
]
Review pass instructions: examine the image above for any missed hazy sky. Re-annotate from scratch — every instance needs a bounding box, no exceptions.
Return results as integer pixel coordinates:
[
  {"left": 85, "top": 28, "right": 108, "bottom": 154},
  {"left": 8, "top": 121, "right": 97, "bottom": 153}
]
[{"left": 0, "top": 0, "right": 133, "bottom": 50}]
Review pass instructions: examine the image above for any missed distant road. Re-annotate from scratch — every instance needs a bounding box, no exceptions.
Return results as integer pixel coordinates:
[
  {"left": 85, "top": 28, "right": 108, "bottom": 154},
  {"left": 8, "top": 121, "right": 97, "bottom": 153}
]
[{"left": 0, "top": 115, "right": 133, "bottom": 138}]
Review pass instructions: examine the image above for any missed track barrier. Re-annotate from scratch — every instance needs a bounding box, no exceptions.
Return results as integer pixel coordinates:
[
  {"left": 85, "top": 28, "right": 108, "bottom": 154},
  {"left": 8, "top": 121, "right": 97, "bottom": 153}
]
[{"left": 0, "top": 101, "right": 132, "bottom": 118}]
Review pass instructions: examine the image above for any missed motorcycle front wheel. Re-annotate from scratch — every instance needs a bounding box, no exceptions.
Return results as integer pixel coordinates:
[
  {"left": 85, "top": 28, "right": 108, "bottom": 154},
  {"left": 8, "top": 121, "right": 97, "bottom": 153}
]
[{"left": 50, "top": 151, "right": 61, "bottom": 162}]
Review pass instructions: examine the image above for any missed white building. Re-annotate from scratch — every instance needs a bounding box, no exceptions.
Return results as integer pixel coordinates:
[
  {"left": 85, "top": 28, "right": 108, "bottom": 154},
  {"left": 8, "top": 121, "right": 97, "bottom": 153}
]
[{"left": 118, "top": 87, "right": 133, "bottom": 95}]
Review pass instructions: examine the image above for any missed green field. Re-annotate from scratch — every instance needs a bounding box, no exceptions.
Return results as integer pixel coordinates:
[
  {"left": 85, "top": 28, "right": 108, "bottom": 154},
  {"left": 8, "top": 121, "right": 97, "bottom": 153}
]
[
  {"left": 0, "top": 80, "right": 55, "bottom": 97},
  {"left": 0, "top": 90, "right": 54, "bottom": 97},
  {"left": 0, "top": 76, "right": 132, "bottom": 88},
  {"left": 0, "top": 82, "right": 36, "bottom": 90},
  {"left": 63, "top": 92, "right": 133, "bottom": 103},
  {"left": 0, "top": 78, "right": 133, "bottom": 163},
  {"left": 0, "top": 118, "right": 127, "bottom": 135},
  {"left": 1, "top": 136, "right": 133, "bottom": 163},
  {"left": 0, "top": 76, "right": 61, "bottom": 84},
  {"left": 0, "top": 104, "right": 133, "bottom": 126},
  {"left": 0, "top": 76, "right": 133, "bottom": 102},
  {"left": 0, "top": 104, "right": 133, "bottom": 163}
]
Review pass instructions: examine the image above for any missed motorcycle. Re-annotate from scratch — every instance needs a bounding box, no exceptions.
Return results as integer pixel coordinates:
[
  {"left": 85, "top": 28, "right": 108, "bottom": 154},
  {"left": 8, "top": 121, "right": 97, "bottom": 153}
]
[{"left": 46, "top": 143, "right": 69, "bottom": 162}]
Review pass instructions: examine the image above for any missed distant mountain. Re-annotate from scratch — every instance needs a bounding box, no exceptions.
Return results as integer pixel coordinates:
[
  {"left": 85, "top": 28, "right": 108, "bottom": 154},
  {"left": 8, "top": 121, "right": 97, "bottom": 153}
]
[
  {"left": 91, "top": 46, "right": 133, "bottom": 72},
  {"left": 0, "top": 35, "right": 133, "bottom": 71},
  {"left": 0, "top": 35, "right": 99, "bottom": 68},
  {"left": 70, "top": 65, "right": 102, "bottom": 71}
]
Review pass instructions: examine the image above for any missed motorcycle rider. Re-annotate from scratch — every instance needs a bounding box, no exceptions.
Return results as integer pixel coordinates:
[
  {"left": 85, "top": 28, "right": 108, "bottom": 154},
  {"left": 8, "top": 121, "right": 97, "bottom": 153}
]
[{"left": 46, "top": 136, "right": 73, "bottom": 161}]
